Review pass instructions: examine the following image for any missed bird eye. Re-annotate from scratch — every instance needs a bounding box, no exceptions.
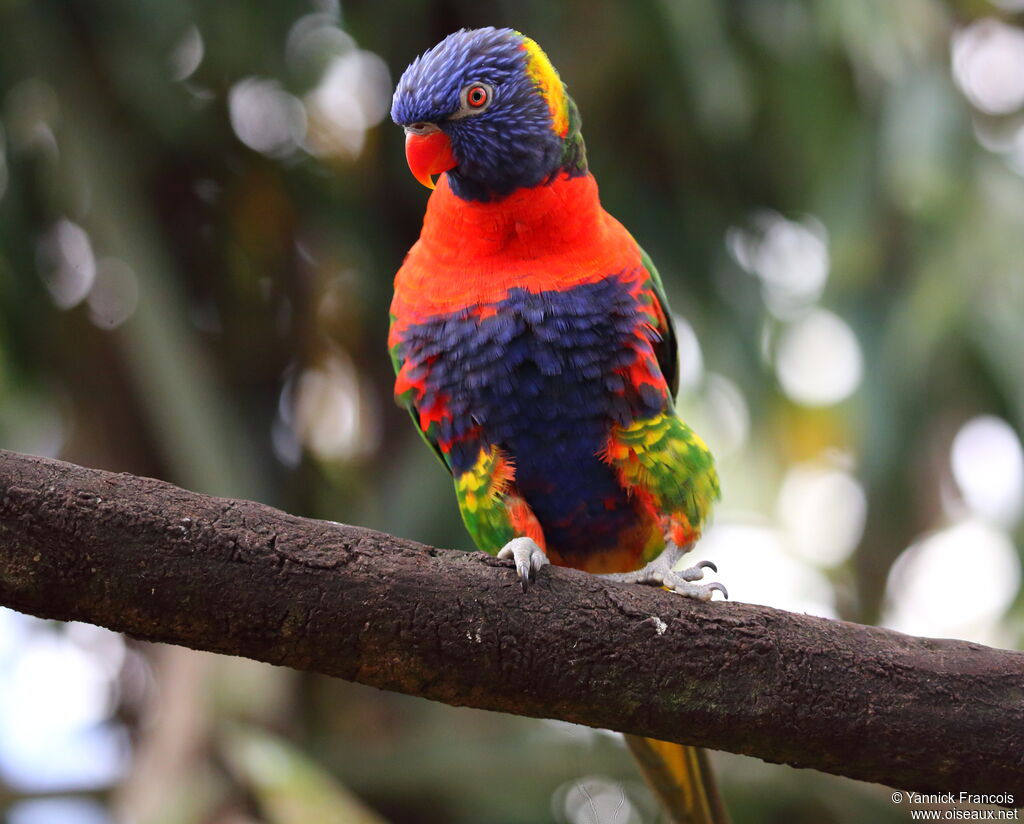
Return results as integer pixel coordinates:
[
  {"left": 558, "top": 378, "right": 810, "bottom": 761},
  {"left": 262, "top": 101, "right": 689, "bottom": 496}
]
[
  {"left": 466, "top": 85, "right": 489, "bottom": 108},
  {"left": 452, "top": 82, "right": 494, "bottom": 118}
]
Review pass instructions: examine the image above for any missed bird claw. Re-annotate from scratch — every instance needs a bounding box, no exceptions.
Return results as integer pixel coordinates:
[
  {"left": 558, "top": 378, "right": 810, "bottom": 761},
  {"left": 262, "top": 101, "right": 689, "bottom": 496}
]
[
  {"left": 676, "top": 559, "right": 717, "bottom": 581},
  {"left": 668, "top": 579, "right": 729, "bottom": 602},
  {"left": 601, "top": 548, "right": 728, "bottom": 601},
  {"left": 497, "top": 537, "right": 549, "bottom": 592},
  {"left": 643, "top": 563, "right": 728, "bottom": 601}
]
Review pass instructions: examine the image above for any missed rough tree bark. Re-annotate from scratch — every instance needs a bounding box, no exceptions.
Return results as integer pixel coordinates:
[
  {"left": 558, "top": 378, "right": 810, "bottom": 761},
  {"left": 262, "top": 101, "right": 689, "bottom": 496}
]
[{"left": 0, "top": 449, "right": 1022, "bottom": 798}]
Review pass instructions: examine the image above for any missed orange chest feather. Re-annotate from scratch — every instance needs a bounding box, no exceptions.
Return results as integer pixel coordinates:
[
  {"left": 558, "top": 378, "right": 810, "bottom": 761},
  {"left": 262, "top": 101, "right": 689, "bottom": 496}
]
[{"left": 390, "top": 172, "right": 642, "bottom": 336}]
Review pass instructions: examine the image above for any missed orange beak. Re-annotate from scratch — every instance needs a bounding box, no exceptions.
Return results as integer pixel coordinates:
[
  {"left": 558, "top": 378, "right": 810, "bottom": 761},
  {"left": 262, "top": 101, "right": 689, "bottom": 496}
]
[{"left": 404, "top": 129, "right": 457, "bottom": 189}]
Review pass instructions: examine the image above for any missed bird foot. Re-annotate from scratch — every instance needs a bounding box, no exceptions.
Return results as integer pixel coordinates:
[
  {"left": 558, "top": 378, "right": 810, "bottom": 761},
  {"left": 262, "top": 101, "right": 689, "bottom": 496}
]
[
  {"left": 601, "top": 547, "right": 728, "bottom": 602},
  {"left": 497, "top": 537, "right": 549, "bottom": 592}
]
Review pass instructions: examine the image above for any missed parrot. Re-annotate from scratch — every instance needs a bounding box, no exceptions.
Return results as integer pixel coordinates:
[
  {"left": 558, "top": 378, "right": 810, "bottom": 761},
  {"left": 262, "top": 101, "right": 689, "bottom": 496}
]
[{"left": 389, "top": 27, "right": 728, "bottom": 824}]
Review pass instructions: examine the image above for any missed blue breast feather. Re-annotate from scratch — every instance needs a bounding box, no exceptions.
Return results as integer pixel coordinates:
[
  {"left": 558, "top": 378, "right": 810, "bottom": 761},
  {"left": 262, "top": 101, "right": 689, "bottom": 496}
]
[{"left": 396, "top": 274, "right": 668, "bottom": 558}]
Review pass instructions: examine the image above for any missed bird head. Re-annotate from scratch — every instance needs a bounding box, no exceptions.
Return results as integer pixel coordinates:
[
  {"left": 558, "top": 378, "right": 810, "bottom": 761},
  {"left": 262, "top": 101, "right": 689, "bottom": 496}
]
[{"left": 391, "top": 27, "right": 586, "bottom": 201}]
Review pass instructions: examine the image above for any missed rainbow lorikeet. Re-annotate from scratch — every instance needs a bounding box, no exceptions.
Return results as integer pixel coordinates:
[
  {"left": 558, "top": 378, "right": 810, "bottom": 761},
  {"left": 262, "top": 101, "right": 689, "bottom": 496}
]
[{"left": 390, "top": 27, "right": 727, "bottom": 823}]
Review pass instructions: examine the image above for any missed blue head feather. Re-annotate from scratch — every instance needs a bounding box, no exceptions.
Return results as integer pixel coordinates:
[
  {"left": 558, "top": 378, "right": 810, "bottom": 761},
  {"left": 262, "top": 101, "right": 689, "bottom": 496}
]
[{"left": 391, "top": 27, "right": 586, "bottom": 201}]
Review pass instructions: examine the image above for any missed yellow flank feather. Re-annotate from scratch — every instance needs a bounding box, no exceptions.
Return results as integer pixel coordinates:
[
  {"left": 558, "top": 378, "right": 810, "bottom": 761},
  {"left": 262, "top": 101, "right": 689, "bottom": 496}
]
[
  {"left": 454, "top": 445, "right": 521, "bottom": 551},
  {"left": 518, "top": 34, "right": 570, "bottom": 137},
  {"left": 455, "top": 446, "right": 511, "bottom": 510}
]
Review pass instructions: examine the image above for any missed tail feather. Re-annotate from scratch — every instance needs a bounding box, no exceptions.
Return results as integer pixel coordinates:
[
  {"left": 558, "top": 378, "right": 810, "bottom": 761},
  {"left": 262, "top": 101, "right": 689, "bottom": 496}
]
[{"left": 623, "top": 736, "right": 729, "bottom": 824}]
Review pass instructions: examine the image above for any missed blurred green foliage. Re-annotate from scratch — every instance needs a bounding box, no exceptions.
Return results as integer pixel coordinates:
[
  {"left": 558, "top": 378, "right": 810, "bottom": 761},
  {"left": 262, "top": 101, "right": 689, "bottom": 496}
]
[{"left": 1, "top": 0, "right": 1022, "bottom": 822}]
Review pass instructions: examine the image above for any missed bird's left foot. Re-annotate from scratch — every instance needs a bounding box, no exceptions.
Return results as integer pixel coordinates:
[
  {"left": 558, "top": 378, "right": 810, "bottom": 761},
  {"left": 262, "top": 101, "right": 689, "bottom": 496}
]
[
  {"left": 601, "top": 546, "right": 728, "bottom": 602},
  {"left": 497, "top": 537, "right": 549, "bottom": 592}
]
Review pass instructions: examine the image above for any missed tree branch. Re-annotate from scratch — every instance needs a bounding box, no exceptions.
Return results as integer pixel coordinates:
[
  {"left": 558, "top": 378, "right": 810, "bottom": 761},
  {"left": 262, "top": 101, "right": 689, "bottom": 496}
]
[{"left": 1, "top": 449, "right": 1022, "bottom": 797}]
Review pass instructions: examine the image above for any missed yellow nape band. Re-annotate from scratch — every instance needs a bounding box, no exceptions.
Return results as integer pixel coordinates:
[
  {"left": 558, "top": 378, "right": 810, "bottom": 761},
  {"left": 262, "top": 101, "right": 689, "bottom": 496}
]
[{"left": 518, "top": 34, "right": 570, "bottom": 138}]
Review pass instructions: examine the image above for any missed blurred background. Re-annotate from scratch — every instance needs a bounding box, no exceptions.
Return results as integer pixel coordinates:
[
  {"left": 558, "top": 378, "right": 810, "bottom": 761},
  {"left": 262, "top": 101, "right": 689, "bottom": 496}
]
[{"left": 0, "top": 0, "right": 1022, "bottom": 821}]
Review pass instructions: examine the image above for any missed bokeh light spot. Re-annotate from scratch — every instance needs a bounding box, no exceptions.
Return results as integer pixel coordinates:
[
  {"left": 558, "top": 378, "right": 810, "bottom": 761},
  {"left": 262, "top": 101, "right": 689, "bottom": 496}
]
[
  {"left": 555, "top": 776, "right": 639, "bottom": 824},
  {"left": 168, "top": 26, "right": 204, "bottom": 82},
  {"left": 285, "top": 12, "right": 355, "bottom": 76},
  {"left": 36, "top": 219, "right": 96, "bottom": 310},
  {"left": 228, "top": 77, "right": 307, "bottom": 158},
  {"left": 672, "top": 314, "right": 705, "bottom": 393},
  {"left": 87, "top": 258, "right": 139, "bottom": 329},
  {"left": 701, "top": 373, "right": 750, "bottom": 458},
  {"left": 0, "top": 625, "right": 128, "bottom": 792},
  {"left": 952, "top": 19, "right": 1024, "bottom": 115},
  {"left": 304, "top": 50, "right": 392, "bottom": 160},
  {"left": 777, "top": 462, "right": 867, "bottom": 567},
  {"left": 290, "top": 353, "right": 380, "bottom": 462},
  {"left": 775, "top": 309, "right": 863, "bottom": 406},
  {"left": 726, "top": 211, "right": 830, "bottom": 318},
  {"left": 950, "top": 414, "right": 1024, "bottom": 527},
  {"left": 883, "top": 519, "right": 1021, "bottom": 646},
  {"left": 8, "top": 799, "right": 111, "bottom": 824}
]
